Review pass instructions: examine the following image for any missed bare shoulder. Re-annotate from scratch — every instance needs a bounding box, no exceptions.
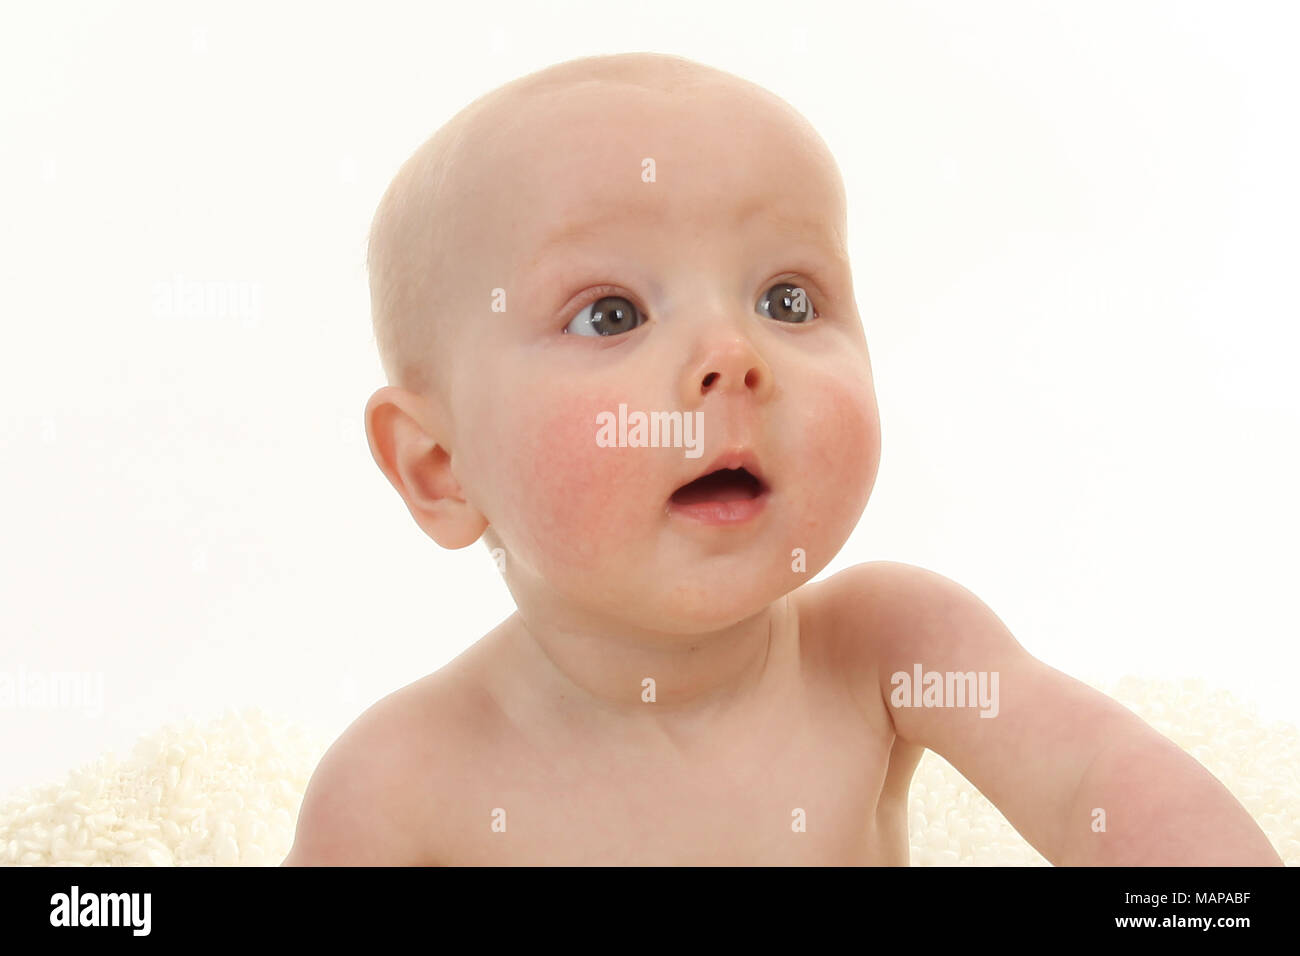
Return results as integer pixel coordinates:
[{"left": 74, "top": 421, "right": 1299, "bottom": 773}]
[
  {"left": 813, "top": 561, "right": 1155, "bottom": 862},
  {"left": 801, "top": 558, "right": 1052, "bottom": 750},
  {"left": 792, "top": 562, "right": 940, "bottom": 706},
  {"left": 791, "top": 563, "right": 948, "bottom": 806},
  {"left": 809, "top": 560, "right": 1023, "bottom": 677},
  {"left": 281, "top": 663, "right": 499, "bottom": 866},
  {"left": 809, "top": 560, "right": 969, "bottom": 634}
]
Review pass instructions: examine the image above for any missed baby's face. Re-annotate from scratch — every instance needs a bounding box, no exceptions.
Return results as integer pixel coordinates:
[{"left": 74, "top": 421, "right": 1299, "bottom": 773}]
[{"left": 440, "top": 79, "right": 880, "bottom": 632}]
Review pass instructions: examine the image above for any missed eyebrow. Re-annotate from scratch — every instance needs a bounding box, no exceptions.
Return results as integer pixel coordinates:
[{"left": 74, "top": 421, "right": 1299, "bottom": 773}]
[
  {"left": 526, "top": 198, "right": 668, "bottom": 263},
  {"left": 527, "top": 198, "right": 846, "bottom": 268}
]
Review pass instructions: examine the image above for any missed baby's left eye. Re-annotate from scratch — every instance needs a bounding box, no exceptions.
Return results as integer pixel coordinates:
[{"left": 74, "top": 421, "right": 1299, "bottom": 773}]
[{"left": 756, "top": 282, "right": 816, "bottom": 323}]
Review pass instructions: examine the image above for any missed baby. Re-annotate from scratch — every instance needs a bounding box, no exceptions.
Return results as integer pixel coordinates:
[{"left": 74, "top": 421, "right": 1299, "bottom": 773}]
[{"left": 284, "top": 53, "right": 1282, "bottom": 866}]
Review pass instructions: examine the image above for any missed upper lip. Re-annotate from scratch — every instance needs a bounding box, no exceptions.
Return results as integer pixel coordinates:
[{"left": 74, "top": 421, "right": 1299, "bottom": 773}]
[{"left": 671, "top": 448, "right": 770, "bottom": 497}]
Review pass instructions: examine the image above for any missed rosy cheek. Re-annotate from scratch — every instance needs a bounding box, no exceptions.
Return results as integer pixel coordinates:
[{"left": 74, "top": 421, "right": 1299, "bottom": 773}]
[
  {"left": 786, "top": 373, "right": 880, "bottom": 532},
  {"left": 500, "top": 385, "right": 666, "bottom": 570},
  {"left": 826, "top": 377, "right": 881, "bottom": 487}
]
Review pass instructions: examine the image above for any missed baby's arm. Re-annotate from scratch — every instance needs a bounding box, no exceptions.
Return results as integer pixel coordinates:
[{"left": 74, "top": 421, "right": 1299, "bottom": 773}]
[{"left": 833, "top": 562, "right": 1283, "bottom": 865}]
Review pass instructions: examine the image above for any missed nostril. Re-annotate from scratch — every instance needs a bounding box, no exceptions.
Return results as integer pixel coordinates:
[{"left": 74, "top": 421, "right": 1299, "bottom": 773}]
[{"left": 700, "top": 368, "right": 763, "bottom": 393}]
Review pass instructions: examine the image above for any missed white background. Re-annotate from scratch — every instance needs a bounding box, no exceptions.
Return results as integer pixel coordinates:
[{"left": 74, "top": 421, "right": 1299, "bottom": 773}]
[{"left": 2, "top": 0, "right": 1297, "bottom": 796}]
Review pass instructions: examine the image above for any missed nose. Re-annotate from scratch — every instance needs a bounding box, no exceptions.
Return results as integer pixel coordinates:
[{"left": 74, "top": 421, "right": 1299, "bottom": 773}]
[{"left": 680, "top": 331, "right": 775, "bottom": 409}]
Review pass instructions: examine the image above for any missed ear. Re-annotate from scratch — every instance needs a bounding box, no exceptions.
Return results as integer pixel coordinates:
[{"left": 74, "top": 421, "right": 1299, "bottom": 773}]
[{"left": 364, "top": 386, "right": 488, "bottom": 549}]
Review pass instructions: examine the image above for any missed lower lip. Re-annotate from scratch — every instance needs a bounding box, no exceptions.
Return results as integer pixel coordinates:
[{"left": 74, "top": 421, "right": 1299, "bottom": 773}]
[{"left": 667, "top": 491, "right": 769, "bottom": 526}]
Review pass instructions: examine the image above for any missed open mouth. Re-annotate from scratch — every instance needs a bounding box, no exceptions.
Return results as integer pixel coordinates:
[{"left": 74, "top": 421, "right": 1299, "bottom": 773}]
[{"left": 669, "top": 467, "right": 767, "bottom": 506}]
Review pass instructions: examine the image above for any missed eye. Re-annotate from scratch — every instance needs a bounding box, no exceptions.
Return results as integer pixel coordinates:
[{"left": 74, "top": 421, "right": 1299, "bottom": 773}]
[
  {"left": 564, "top": 294, "right": 646, "bottom": 337},
  {"left": 756, "top": 282, "right": 816, "bottom": 323}
]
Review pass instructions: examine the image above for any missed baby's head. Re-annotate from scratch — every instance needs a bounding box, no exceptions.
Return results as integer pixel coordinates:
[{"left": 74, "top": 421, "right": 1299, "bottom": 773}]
[{"left": 364, "top": 53, "right": 881, "bottom": 633}]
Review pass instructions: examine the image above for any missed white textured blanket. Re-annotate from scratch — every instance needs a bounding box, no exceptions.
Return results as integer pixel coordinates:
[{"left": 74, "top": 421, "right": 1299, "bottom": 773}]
[{"left": 2, "top": 676, "right": 1296, "bottom": 865}]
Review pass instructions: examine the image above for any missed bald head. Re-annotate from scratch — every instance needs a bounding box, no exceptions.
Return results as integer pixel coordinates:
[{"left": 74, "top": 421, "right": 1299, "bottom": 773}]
[{"left": 365, "top": 52, "right": 845, "bottom": 400}]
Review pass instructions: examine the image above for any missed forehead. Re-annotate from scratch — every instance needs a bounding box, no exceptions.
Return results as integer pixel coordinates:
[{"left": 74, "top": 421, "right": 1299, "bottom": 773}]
[{"left": 458, "top": 80, "right": 847, "bottom": 262}]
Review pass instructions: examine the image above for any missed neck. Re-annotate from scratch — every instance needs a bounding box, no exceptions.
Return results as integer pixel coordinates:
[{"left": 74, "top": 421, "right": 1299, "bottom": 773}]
[{"left": 504, "top": 596, "right": 783, "bottom": 730}]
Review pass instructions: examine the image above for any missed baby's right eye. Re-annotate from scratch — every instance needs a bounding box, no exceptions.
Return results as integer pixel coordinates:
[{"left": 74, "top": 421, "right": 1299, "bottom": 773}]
[{"left": 564, "top": 295, "right": 646, "bottom": 337}]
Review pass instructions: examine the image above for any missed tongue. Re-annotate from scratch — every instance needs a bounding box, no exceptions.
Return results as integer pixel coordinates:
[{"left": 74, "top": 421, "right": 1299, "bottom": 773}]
[{"left": 671, "top": 469, "right": 759, "bottom": 505}]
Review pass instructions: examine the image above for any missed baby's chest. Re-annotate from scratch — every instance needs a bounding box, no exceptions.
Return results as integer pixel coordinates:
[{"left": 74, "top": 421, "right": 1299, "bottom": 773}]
[{"left": 437, "top": 705, "right": 904, "bottom": 865}]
